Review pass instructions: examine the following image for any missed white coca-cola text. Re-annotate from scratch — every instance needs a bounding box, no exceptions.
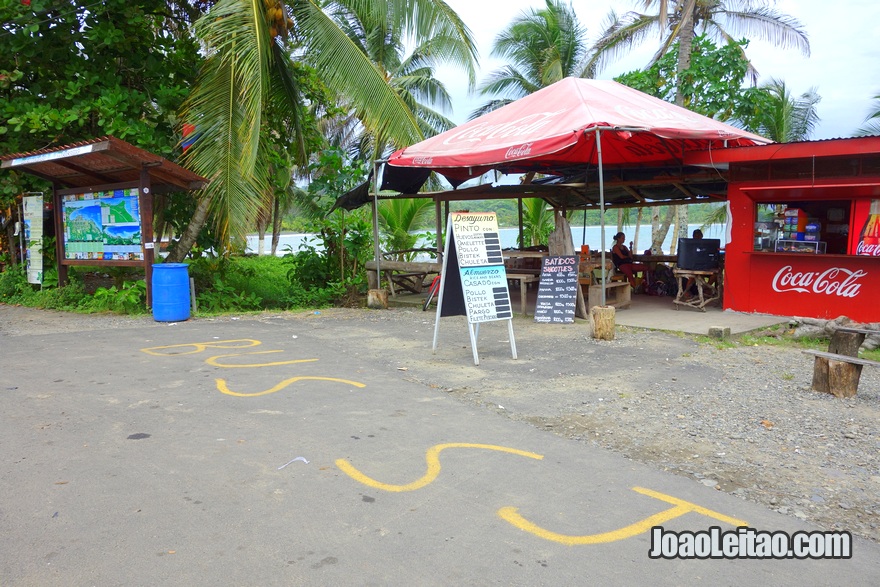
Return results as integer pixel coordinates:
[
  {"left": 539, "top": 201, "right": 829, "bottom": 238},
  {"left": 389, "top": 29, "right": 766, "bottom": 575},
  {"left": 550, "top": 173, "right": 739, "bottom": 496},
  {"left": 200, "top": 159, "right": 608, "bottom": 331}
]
[
  {"left": 771, "top": 265, "right": 867, "bottom": 298},
  {"left": 856, "top": 241, "right": 880, "bottom": 256},
  {"left": 441, "top": 109, "right": 569, "bottom": 147},
  {"left": 505, "top": 143, "right": 533, "bottom": 158}
]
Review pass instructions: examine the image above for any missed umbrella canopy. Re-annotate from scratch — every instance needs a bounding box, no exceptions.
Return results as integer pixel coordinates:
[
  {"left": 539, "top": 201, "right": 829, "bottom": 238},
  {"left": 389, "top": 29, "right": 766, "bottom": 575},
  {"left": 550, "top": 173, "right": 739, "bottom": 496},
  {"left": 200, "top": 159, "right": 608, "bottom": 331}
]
[{"left": 383, "top": 78, "right": 770, "bottom": 189}]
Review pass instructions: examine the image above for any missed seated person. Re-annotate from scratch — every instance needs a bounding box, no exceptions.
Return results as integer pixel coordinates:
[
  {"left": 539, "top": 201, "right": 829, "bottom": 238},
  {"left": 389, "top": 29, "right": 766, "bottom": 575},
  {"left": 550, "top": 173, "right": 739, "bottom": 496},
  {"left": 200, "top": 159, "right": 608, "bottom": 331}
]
[{"left": 611, "top": 232, "right": 647, "bottom": 288}]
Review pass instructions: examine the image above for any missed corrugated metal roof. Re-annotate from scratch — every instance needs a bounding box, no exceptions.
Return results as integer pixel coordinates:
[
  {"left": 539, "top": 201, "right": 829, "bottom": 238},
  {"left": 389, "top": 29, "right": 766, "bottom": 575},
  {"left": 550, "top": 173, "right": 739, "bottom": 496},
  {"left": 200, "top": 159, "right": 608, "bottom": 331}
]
[{"left": 0, "top": 136, "right": 205, "bottom": 192}]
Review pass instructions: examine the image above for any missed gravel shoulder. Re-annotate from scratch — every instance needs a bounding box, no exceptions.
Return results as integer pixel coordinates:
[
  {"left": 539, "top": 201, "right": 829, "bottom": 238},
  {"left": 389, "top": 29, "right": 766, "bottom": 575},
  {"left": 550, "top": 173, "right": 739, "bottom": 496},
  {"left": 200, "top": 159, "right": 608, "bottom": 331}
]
[{"left": 3, "top": 303, "right": 878, "bottom": 543}]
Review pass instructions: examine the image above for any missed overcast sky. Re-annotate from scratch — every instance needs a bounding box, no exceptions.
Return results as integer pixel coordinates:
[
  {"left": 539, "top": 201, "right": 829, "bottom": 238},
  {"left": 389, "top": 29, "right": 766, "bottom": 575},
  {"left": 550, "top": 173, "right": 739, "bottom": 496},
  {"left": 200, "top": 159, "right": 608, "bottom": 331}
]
[{"left": 434, "top": 0, "right": 880, "bottom": 139}]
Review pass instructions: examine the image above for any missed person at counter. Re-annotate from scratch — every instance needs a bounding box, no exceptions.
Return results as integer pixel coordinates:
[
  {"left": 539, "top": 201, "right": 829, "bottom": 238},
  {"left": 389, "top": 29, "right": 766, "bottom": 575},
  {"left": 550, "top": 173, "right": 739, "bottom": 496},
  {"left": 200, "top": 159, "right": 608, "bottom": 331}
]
[
  {"left": 611, "top": 232, "right": 647, "bottom": 288},
  {"left": 681, "top": 228, "right": 717, "bottom": 298}
]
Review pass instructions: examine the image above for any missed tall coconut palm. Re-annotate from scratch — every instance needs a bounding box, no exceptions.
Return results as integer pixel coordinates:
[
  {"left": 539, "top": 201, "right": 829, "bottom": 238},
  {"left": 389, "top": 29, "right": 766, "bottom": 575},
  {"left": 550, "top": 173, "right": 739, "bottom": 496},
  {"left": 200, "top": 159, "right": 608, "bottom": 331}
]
[
  {"left": 589, "top": 1, "right": 809, "bottom": 252},
  {"left": 855, "top": 93, "right": 880, "bottom": 137},
  {"left": 588, "top": 0, "right": 810, "bottom": 106},
  {"left": 472, "top": 0, "right": 591, "bottom": 118},
  {"left": 320, "top": 0, "right": 466, "bottom": 160},
  {"left": 170, "top": 0, "right": 477, "bottom": 261},
  {"left": 750, "top": 78, "right": 820, "bottom": 143}
]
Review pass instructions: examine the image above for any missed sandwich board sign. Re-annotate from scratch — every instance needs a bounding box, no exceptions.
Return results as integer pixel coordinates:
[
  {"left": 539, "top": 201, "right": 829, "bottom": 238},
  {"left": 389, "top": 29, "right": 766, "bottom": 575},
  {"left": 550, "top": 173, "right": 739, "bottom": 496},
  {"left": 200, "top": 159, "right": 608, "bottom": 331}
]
[
  {"left": 534, "top": 255, "right": 578, "bottom": 324},
  {"left": 432, "top": 212, "right": 517, "bottom": 365}
]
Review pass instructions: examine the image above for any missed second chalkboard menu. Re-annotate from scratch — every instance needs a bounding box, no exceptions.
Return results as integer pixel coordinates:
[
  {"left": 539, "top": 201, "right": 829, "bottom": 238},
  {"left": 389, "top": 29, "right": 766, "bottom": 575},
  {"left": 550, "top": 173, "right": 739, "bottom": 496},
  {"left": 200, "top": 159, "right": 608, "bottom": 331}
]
[{"left": 534, "top": 255, "right": 578, "bottom": 324}]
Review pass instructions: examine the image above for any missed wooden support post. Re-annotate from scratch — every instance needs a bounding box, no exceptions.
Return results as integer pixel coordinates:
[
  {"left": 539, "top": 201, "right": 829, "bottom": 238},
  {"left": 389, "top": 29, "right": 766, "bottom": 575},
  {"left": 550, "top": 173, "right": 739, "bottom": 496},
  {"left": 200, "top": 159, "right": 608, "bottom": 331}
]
[
  {"left": 828, "top": 360, "right": 863, "bottom": 398},
  {"left": 829, "top": 331, "right": 865, "bottom": 356}
]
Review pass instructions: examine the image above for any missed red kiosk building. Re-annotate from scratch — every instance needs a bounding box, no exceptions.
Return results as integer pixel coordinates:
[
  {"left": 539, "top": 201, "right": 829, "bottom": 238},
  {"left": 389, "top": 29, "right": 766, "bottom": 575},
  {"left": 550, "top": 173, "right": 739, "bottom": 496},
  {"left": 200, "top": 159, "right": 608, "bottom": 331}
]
[{"left": 686, "top": 136, "right": 880, "bottom": 323}]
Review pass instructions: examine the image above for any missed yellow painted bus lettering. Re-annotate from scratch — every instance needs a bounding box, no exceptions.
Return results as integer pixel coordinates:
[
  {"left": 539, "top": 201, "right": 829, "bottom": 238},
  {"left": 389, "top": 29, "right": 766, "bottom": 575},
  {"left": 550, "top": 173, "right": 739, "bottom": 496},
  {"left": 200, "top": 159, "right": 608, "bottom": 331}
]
[
  {"left": 498, "top": 486, "right": 747, "bottom": 545},
  {"left": 216, "top": 376, "right": 366, "bottom": 398},
  {"left": 141, "top": 339, "right": 261, "bottom": 356},
  {"left": 206, "top": 351, "right": 319, "bottom": 368},
  {"left": 336, "top": 443, "right": 544, "bottom": 492}
]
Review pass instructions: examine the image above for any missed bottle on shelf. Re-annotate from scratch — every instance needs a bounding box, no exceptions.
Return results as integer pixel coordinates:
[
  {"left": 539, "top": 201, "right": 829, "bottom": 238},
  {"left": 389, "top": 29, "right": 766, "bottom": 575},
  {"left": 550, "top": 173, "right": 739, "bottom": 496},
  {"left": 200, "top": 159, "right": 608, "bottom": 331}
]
[{"left": 856, "top": 199, "right": 880, "bottom": 256}]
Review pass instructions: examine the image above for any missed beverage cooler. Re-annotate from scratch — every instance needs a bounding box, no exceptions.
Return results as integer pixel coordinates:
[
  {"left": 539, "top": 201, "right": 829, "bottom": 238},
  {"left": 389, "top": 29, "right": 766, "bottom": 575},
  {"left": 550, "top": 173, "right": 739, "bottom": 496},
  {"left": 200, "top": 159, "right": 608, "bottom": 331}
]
[{"left": 856, "top": 199, "right": 880, "bottom": 256}]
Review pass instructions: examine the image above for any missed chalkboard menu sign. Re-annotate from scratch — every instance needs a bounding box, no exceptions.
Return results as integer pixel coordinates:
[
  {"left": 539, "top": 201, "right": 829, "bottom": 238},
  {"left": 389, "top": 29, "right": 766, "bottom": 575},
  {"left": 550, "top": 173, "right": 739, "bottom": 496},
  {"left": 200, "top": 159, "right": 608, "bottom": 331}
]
[{"left": 534, "top": 255, "right": 578, "bottom": 324}]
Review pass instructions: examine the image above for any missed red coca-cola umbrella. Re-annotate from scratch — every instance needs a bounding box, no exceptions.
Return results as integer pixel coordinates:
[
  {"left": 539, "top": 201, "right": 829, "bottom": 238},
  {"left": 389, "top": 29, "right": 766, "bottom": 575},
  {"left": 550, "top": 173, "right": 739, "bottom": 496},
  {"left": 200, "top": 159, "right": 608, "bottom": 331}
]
[
  {"left": 383, "top": 77, "right": 770, "bottom": 302},
  {"left": 384, "top": 77, "right": 769, "bottom": 187}
]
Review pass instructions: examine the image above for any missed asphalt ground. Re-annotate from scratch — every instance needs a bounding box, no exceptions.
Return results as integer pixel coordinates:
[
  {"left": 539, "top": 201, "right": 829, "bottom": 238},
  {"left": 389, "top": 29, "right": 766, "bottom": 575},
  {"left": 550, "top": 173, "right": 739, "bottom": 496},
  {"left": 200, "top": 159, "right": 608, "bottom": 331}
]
[{"left": 2, "top": 310, "right": 879, "bottom": 586}]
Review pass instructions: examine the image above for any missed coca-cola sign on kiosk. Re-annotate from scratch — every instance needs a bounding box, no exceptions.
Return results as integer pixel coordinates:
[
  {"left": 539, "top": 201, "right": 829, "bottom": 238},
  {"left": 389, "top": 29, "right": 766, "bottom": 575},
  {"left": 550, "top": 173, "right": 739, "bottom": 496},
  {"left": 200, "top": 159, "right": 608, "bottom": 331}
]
[
  {"left": 771, "top": 265, "right": 867, "bottom": 298},
  {"left": 739, "top": 253, "right": 880, "bottom": 322}
]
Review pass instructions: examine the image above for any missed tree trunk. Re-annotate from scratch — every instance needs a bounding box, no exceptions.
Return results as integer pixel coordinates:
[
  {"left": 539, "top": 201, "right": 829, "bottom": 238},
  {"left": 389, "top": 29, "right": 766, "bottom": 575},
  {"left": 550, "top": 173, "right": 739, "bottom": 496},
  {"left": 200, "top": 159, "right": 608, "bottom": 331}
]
[
  {"left": 678, "top": 205, "right": 689, "bottom": 240},
  {"left": 548, "top": 212, "right": 588, "bottom": 319},
  {"left": 650, "top": 206, "right": 674, "bottom": 253},
  {"left": 257, "top": 225, "right": 266, "bottom": 256},
  {"left": 271, "top": 193, "right": 282, "bottom": 256},
  {"left": 674, "top": 10, "right": 696, "bottom": 107},
  {"left": 633, "top": 207, "right": 643, "bottom": 254},
  {"left": 166, "top": 196, "right": 210, "bottom": 263},
  {"left": 671, "top": 205, "right": 689, "bottom": 255},
  {"left": 152, "top": 193, "right": 168, "bottom": 245}
]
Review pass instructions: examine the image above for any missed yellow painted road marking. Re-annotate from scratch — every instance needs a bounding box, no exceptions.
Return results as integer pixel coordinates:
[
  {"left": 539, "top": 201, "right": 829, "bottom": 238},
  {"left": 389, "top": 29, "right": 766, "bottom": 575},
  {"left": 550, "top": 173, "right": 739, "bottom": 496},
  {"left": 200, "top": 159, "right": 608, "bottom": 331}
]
[
  {"left": 217, "top": 376, "right": 366, "bottom": 397},
  {"left": 141, "top": 339, "right": 261, "bottom": 356},
  {"left": 206, "top": 351, "right": 319, "bottom": 368},
  {"left": 336, "top": 443, "right": 544, "bottom": 492},
  {"left": 498, "top": 486, "right": 748, "bottom": 545},
  {"left": 631, "top": 486, "right": 747, "bottom": 527}
]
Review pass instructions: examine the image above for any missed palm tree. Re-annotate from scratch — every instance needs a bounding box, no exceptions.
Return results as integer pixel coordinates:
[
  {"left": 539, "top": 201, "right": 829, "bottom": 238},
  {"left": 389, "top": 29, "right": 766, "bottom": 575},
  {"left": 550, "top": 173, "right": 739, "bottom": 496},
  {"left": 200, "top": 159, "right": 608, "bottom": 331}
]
[
  {"left": 169, "top": 0, "right": 477, "bottom": 262},
  {"left": 588, "top": 0, "right": 810, "bottom": 106},
  {"left": 519, "top": 198, "right": 555, "bottom": 247},
  {"left": 320, "top": 0, "right": 466, "bottom": 160},
  {"left": 589, "top": 1, "right": 809, "bottom": 252},
  {"left": 472, "top": 0, "right": 591, "bottom": 118},
  {"left": 855, "top": 92, "right": 880, "bottom": 137},
  {"left": 750, "top": 78, "right": 820, "bottom": 142},
  {"left": 377, "top": 198, "right": 435, "bottom": 261}
]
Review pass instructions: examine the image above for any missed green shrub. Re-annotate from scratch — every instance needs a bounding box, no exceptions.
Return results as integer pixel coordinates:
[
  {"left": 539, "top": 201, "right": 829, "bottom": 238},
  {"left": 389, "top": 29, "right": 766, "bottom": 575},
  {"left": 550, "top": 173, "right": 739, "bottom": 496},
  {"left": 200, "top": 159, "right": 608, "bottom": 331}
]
[{"left": 87, "top": 281, "right": 148, "bottom": 314}]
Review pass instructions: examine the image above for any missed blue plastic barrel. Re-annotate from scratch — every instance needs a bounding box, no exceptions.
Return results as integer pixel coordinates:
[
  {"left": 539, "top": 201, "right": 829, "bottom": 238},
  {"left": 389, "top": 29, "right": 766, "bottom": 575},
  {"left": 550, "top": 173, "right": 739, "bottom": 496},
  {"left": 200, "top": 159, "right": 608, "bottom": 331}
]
[{"left": 152, "top": 263, "right": 190, "bottom": 322}]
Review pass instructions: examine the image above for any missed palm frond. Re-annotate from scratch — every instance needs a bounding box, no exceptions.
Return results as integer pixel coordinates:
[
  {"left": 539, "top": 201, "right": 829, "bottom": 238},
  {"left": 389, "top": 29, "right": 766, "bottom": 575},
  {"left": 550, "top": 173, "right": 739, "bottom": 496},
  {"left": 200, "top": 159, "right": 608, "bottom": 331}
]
[{"left": 181, "top": 0, "right": 273, "bottom": 246}]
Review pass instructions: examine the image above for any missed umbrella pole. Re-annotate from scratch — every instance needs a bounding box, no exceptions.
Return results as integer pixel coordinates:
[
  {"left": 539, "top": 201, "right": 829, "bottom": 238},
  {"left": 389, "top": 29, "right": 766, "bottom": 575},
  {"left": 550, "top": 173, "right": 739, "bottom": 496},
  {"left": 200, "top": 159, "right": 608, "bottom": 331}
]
[
  {"left": 596, "top": 129, "right": 606, "bottom": 306},
  {"left": 371, "top": 161, "right": 382, "bottom": 291}
]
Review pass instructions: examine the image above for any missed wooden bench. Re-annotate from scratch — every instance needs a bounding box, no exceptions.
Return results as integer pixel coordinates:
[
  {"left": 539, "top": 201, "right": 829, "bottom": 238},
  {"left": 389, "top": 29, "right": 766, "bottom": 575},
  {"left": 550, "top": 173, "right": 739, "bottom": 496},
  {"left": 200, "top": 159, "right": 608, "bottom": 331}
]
[
  {"left": 588, "top": 280, "right": 631, "bottom": 310},
  {"left": 803, "top": 350, "right": 880, "bottom": 398},
  {"left": 803, "top": 326, "right": 880, "bottom": 397},
  {"left": 506, "top": 272, "right": 540, "bottom": 316}
]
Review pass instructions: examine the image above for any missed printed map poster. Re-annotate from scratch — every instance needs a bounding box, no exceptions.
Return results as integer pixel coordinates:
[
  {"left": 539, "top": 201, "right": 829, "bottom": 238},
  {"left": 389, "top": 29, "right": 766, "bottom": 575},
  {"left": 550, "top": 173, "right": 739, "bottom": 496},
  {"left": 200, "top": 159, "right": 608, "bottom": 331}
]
[
  {"left": 450, "top": 212, "right": 512, "bottom": 324},
  {"left": 23, "top": 194, "right": 43, "bottom": 284},
  {"left": 62, "top": 189, "right": 143, "bottom": 261}
]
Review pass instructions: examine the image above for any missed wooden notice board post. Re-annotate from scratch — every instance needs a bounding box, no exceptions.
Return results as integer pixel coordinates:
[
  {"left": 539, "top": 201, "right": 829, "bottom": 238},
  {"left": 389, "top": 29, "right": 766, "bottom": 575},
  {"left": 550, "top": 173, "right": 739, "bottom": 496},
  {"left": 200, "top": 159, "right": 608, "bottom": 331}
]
[{"left": 432, "top": 212, "right": 517, "bottom": 365}]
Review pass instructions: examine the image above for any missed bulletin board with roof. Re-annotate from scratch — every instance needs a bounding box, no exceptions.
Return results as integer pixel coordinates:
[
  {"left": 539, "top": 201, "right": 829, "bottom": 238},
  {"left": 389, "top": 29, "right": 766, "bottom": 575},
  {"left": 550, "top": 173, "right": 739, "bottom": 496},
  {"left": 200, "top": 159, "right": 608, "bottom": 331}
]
[{"left": 0, "top": 137, "right": 205, "bottom": 307}]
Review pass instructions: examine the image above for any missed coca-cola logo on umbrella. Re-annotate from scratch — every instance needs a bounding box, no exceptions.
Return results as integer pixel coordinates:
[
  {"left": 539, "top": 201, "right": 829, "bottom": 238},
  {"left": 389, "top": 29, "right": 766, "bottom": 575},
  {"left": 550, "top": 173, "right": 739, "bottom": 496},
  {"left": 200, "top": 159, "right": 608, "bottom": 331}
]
[
  {"left": 442, "top": 109, "right": 570, "bottom": 147},
  {"left": 772, "top": 265, "right": 867, "bottom": 298}
]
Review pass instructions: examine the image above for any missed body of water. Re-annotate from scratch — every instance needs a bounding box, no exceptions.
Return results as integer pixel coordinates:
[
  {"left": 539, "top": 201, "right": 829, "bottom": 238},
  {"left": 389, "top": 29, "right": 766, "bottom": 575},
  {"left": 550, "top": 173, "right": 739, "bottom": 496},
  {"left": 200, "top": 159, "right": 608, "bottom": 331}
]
[{"left": 247, "top": 223, "right": 724, "bottom": 257}]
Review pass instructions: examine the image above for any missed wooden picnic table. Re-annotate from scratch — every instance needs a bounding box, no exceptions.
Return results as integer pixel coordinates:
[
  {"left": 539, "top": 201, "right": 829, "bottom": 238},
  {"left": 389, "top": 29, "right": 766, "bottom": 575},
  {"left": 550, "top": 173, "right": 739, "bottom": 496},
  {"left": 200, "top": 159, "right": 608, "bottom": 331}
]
[{"left": 672, "top": 268, "right": 721, "bottom": 312}]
